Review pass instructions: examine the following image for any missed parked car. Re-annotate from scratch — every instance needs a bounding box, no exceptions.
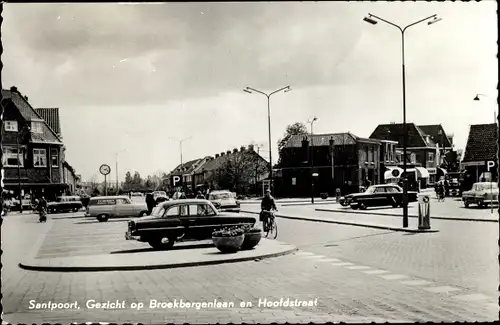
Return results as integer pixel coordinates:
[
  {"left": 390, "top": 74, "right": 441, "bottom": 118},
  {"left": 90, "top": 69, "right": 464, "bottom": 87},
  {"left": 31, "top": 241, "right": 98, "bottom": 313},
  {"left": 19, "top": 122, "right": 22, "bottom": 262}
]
[
  {"left": 125, "top": 199, "right": 255, "bottom": 249},
  {"left": 85, "top": 196, "right": 149, "bottom": 222},
  {"left": 47, "top": 196, "right": 83, "bottom": 213},
  {"left": 462, "top": 182, "right": 499, "bottom": 208},
  {"left": 208, "top": 190, "right": 241, "bottom": 213},
  {"left": 348, "top": 184, "right": 418, "bottom": 210},
  {"left": 445, "top": 172, "right": 463, "bottom": 197}
]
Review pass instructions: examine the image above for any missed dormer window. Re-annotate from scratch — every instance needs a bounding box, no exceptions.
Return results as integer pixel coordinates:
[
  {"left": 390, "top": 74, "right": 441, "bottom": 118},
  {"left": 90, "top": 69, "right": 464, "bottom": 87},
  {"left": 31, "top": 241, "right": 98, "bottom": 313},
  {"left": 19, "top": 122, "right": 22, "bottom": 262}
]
[
  {"left": 4, "top": 120, "right": 18, "bottom": 132},
  {"left": 31, "top": 121, "right": 43, "bottom": 134}
]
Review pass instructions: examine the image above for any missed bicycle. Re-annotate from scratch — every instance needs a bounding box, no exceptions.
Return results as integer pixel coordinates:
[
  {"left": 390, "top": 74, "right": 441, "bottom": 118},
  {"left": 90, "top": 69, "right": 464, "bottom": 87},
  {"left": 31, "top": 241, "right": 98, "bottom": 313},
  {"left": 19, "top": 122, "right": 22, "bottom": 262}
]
[{"left": 263, "top": 210, "right": 278, "bottom": 239}]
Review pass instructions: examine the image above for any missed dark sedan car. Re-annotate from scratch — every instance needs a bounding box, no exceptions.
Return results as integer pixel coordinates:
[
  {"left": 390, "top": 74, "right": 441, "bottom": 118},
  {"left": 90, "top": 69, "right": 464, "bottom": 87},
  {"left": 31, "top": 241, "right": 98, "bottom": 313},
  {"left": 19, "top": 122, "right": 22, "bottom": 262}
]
[
  {"left": 348, "top": 184, "right": 418, "bottom": 210},
  {"left": 125, "top": 199, "right": 255, "bottom": 250},
  {"left": 47, "top": 196, "right": 83, "bottom": 213}
]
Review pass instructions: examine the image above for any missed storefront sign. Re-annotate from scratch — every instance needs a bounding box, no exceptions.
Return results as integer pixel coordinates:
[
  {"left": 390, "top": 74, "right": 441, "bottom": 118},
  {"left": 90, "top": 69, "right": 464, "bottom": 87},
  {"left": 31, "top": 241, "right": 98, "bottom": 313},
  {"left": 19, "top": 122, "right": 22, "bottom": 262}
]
[{"left": 487, "top": 160, "right": 496, "bottom": 171}]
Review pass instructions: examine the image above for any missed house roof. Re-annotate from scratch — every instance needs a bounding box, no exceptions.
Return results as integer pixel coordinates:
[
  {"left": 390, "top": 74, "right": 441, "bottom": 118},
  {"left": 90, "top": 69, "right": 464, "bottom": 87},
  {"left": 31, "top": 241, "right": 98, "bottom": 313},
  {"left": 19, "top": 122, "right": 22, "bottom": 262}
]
[
  {"left": 2, "top": 89, "right": 63, "bottom": 144},
  {"left": 35, "top": 108, "right": 61, "bottom": 136},
  {"left": 462, "top": 123, "right": 498, "bottom": 162},
  {"left": 417, "top": 124, "right": 452, "bottom": 148},
  {"left": 369, "top": 123, "right": 430, "bottom": 148},
  {"left": 170, "top": 158, "right": 204, "bottom": 175},
  {"left": 284, "top": 132, "right": 358, "bottom": 148}
]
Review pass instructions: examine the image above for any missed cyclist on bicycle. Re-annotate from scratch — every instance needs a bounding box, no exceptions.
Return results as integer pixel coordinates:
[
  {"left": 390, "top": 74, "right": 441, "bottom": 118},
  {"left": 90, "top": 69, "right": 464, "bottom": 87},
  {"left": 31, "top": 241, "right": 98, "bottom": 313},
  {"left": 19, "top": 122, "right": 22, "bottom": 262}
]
[{"left": 260, "top": 189, "right": 277, "bottom": 232}]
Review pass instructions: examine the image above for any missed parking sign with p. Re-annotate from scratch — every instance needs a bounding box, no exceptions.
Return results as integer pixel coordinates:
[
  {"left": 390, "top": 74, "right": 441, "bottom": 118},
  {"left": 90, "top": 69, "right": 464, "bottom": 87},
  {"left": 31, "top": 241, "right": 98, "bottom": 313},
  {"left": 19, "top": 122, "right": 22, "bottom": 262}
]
[{"left": 171, "top": 175, "right": 182, "bottom": 187}]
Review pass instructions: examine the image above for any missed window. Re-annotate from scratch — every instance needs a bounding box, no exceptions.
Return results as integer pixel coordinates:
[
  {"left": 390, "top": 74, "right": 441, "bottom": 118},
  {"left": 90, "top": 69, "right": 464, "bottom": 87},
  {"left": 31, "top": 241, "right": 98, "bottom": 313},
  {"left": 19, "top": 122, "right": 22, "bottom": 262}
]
[
  {"left": 386, "top": 187, "right": 400, "bottom": 193},
  {"left": 2, "top": 147, "right": 24, "bottom": 167},
  {"left": 4, "top": 120, "right": 18, "bottom": 132},
  {"left": 384, "top": 144, "right": 389, "bottom": 161},
  {"left": 33, "top": 149, "right": 47, "bottom": 167},
  {"left": 427, "top": 152, "right": 434, "bottom": 163},
  {"left": 189, "top": 204, "right": 216, "bottom": 217},
  {"left": 51, "top": 148, "right": 59, "bottom": 167},
  {"left": 374, "top": 187, "right": 385, "bottom": 193},
  {"left": 389, "top": 144, "right": 394, "bottom": 162},
  {"left": 116, "top": 198, "right": 130, "bottom": 205},
  {"left": 411, "top": 153, "right": 416, "bottom": 164},
  {"left": 165, "top": 206, "right": 179, "bottom": 217},
  {"left": 31, "top": 121, "right": 43, "bottom": 134},
  {"left": 368, "top": 147, "right": 373, "bottom": 162}
]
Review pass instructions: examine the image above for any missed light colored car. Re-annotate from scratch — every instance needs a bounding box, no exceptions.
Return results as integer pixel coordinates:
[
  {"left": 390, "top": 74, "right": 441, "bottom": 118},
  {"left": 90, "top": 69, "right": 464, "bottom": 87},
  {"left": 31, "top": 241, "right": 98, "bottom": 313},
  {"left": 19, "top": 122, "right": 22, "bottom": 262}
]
[
  {"left": 85, "top": 196, "right": 149, "bottom": 222},
  {"left": 462, "top": 182, "right": 499, "bottom": 208},
  {"left": 208, "top": 190, "right": 240, "bottom": 213}
]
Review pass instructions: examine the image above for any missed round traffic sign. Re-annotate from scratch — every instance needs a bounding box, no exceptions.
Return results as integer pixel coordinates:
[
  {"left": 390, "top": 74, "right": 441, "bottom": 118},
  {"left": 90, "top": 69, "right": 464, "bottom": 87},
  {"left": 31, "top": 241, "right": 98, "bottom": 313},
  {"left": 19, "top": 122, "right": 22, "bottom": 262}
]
[
  {"left": 99, "top": 164, "right": 111, "bottom": 176},
  {"left": 392, "top": 169, "right": 400, "bottom": 177}
]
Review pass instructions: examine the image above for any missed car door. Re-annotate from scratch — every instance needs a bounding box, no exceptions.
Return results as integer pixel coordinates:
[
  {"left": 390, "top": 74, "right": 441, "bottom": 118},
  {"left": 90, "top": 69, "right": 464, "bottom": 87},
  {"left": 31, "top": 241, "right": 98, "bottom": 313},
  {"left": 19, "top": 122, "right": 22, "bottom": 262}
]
[
  {"left": 371, "top": 187, "right": 387, "bottom": 206},
  {"left": 385, "top": 186, "right": 400, "bottom": 206},
  {"left": 115, "top": 198, "right": 136, "bottom": 217}
]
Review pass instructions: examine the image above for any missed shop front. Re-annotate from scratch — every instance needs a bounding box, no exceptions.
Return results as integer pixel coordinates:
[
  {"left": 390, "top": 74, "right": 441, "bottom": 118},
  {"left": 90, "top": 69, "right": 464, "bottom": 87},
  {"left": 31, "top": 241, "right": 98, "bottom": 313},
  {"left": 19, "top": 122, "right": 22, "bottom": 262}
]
[{"left": 462, "top": 160, "right": 498, "bottom": 185}]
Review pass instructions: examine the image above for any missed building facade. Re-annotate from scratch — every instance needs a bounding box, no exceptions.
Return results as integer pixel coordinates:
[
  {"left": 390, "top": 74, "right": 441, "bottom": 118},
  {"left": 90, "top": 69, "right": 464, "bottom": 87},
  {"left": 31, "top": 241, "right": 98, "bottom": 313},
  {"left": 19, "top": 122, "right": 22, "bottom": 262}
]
[
  {"left": 275, "top": 132, "right": 392, "bottom": 198},
  {"left": 462, "top": 123, "right": 498, "bottom": 189},
  {"left": 370, "top": 123, "right": 454, "bottom": 188},
  {"left": 1, "top": 87, "right": 78, "bottom": 202}
]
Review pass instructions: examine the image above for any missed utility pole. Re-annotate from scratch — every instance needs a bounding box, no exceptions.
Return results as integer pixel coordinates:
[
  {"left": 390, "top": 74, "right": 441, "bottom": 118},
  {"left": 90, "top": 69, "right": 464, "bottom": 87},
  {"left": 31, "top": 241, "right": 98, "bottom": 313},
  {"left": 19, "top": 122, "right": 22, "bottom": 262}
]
[{"left": 309, "top": 117, "right": 318, "bottom": 203}]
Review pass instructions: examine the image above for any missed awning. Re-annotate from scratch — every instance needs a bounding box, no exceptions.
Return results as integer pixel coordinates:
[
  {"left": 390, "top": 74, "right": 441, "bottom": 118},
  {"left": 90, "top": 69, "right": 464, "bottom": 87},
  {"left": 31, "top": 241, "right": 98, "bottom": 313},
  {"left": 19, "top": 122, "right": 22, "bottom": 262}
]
[
  {"left": 415, "top": 167, "right": 430, "bottom": 179},
  {"left": 385, "top": 166, "right": 403, "bottom": 179}
]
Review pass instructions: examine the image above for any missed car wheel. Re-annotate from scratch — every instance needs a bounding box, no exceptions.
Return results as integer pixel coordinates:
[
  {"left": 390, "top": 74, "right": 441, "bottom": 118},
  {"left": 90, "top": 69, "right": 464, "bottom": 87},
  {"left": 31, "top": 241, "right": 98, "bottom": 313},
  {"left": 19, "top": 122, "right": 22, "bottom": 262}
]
[
  {"left": 148, "top": 237, "right": 175, "bottom": 250},
  {"left": 478, "top": 202, "right": 484, "bottom": 208},
  {"left": 351, "top": 205, "right": 358, "bottom": 210},
  {"left": 97, "top": 214, "right": 109, "bottom": 222},
  {"left": 359, "top": 203, "right": 367, "bottom": 210},
  {"left": 464, "top": 201, "right": 469, "bottom": 208},
  {"left": 73, "top": 208, "right": 79, "bottom": 212},
  {"left": 139, "top": 211, "right": 148, "bottom": 217}
]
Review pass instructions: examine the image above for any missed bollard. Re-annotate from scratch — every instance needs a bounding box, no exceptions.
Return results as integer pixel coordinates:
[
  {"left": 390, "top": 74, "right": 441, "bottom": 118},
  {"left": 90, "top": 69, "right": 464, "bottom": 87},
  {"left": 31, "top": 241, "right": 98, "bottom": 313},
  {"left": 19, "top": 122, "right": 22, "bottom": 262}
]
[
  {"left": 417, "top": 194, "right": 431, "bottom": 230},
  {"left": 336, "top": 188, "right": 341, "bottom": 202}
]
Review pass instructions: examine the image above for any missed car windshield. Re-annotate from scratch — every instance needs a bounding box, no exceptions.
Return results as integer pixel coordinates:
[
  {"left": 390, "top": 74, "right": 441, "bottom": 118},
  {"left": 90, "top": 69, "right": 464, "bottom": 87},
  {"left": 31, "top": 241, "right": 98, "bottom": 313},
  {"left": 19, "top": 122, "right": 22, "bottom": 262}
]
[
  {"left": 154, "top": 191, "right": 167, "bottom": 197},
  {"left": 476, "top": 183, "right": 498, "bottom": 191},
  {"left": 210, "top": 193, "right": 232, "bottom": 200},
  {"left": 151, "top": 206, "right": 165, "bottom": 217}
]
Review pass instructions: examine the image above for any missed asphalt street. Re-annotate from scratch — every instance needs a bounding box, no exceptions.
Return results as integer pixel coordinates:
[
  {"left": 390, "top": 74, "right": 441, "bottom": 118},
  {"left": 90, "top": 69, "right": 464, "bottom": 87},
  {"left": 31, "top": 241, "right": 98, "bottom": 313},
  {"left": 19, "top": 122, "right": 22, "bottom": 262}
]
[{"left": 1, "top": 209, "right": 498, "bottom": 323}]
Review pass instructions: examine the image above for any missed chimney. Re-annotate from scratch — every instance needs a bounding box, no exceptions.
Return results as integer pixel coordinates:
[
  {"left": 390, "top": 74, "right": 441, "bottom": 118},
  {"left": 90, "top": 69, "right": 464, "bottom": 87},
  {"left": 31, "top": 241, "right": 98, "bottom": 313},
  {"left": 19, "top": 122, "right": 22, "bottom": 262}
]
[
  {"left": 226, "top": 150, "right": 231, "bottom": 155},
  {"left": 240, "top": 146, "right": 246, "bottom": 152},
  {"left": 215, "top": 154, "right": 220, "bottom": 158},
  {"left": 248, "top": 144, "right": 254, "bottom": 151},
  {"left": 221, "top": 152, "right": 225, "bottom": 156},
  {"left": 233, "top": 148, "right": 238, "bottom": 153},
  {"left": 10, "top": 86, "right": 18, "bottom": 93}
]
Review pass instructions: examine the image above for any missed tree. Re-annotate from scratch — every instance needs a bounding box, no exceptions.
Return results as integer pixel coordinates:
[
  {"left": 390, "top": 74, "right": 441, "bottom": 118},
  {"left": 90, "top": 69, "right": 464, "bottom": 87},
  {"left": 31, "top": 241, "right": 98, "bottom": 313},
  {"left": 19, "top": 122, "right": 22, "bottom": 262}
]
[
  {"left": 214, "top": 151, "right": 268, "bottom": 195},
  {"left": 123, "top": 171, "right": 134, "bottom": 192},
  {"left": 87, "top": 174, "right": 100, "bottom": 195},
  {"left": 277, "top": 122, "right": 308, "bottom": 166},
  {"left": 132, "top": 171, "right": 143, "bottom": 187}
]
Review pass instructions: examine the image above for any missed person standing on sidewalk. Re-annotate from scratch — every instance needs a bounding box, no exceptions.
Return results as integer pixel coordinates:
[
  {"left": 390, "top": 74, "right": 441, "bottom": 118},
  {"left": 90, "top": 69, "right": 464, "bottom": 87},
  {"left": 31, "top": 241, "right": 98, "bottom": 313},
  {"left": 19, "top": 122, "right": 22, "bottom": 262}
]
[{"left": 145, "top": 192, "right": 156, "bottom": 215}]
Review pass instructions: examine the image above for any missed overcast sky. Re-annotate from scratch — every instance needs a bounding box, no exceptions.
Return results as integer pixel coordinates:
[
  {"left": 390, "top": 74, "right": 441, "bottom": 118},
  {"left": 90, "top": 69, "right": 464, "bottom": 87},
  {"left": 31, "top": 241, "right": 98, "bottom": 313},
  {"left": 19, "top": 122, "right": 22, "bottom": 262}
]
[{"left": 2, "top": 2, "right": 497, "bottom": 182}]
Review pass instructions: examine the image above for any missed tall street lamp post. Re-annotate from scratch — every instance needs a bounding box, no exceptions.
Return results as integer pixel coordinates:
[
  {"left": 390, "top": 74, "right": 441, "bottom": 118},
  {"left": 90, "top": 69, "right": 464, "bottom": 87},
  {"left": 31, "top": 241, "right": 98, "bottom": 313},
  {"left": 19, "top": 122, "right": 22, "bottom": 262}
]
[
  {"left": 168, "top": 136, "right": 192, "bottom": 190},
  {"left": 244, "top": 85, "right": 291, "bottom": 196},
  {"left": 309, "top": 117, "right": 318, "bottom": 204},
  {"left": 474, "top": 93, "right": 498, "bottom": 213},
  {"left": 364, "top": 13, "right": 442, "bottom": 228},
  {"left": 115, "top": 149, "right": 127, "bottom": 194}
]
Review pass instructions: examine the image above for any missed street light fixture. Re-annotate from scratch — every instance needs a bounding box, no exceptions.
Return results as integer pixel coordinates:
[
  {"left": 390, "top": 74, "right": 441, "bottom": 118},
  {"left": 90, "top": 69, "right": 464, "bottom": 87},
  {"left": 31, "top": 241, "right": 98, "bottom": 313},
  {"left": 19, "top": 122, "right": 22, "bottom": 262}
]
[
  {"left": 168, "top": 136, "right": 192, "bottom": 190},
  {"left": 308, "top": 117, "right": 318, "bottom": 204},
  {"left": 364, "top": 13, "right": 442, "bottom": 228},
  {"left": 243, "top": 85, "right": 291, "bottom": 196},
  {"left": 473, "top": 93, "right": 497, "bottom": 124}
]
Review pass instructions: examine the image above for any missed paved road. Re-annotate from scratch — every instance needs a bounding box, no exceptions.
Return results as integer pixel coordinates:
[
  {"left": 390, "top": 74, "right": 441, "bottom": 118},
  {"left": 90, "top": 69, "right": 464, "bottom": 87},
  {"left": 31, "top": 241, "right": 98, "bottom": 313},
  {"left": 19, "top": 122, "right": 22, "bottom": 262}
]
[{"left": 1, "top": 212, "right": 497, "bottom": 323}]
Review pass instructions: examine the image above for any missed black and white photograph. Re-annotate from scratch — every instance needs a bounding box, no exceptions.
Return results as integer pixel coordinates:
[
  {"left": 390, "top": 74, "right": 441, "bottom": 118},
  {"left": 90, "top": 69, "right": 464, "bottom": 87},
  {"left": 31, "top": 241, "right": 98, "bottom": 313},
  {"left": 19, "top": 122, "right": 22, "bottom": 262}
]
[{"left": 0, "top": 1, "right": 498, "bottom": 323}]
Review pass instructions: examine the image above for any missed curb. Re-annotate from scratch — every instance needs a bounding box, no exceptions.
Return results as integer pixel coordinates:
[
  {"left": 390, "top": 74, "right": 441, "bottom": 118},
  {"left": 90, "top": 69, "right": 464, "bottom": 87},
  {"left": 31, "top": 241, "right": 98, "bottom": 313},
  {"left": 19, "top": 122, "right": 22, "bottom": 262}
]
[
  {"left": 281, "top": 202, "right": 338, "bottom": 207},
  {"left": 241, "top": 211, "right": 439, "bottom": 233},
  {"left": 315, "top": 208, "right": 498, "bottom": 223},
  {"left": 18, "top": 245, "right": 298, "bottom": 273}
]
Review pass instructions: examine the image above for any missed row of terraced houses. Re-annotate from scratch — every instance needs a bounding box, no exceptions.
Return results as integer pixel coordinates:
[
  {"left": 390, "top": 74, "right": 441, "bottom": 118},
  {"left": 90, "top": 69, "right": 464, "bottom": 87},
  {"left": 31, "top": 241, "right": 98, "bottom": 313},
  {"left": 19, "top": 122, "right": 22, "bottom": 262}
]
[
  {"left": 163, "top": 121, "right": 497, "bottom": 198},
  {"left": 1, "top": 87, "right": 81, "bottom": 206}
]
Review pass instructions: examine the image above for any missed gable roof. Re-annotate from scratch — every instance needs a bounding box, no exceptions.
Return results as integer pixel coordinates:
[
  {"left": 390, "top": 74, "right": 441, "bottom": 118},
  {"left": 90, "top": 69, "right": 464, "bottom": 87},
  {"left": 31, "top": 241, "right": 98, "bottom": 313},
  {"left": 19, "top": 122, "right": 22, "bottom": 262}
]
[
  {"left": 462, "top": 123, "right": 498, "bottom": 162},
  {"left": 1, "top": 89, "right": 63, "bottom": 144},
  {"left": 170, "top": 158, "right": 204, "bottom": 175},
  {"left": 369, "top": 123, "right": 430, "bottom": 148},
  {"left": 417, "top": 124, "right": 452, "bottom": 148},
  {"left": 35, "top": 108, "right": 61, "bottom": 137}
]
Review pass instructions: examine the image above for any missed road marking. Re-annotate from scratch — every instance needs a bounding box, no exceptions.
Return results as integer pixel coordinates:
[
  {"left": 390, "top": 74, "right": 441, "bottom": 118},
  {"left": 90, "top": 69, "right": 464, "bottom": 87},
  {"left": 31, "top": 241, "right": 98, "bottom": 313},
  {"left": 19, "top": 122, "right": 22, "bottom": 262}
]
[
  {"left": 346, "top": 265, "right": 371, "bottom": 270},
  {"left": 331, "top": 262, "right": 354, "bottom": 266},
  {"left": 380, "top": 274, "right": 409, "bottom": 280},
  {"left": 453, "top": 293, "right": 491, "bottom": 302},
  {"left": 424, "top": 286, "right": 461, "bottom": 293},
  {"left": 295, "top": 251, "right": 315, "bottom": 256},
  {"left": 400, "top": 280, "right": 433, "bottom": 286},
  {"left": 363, "top": 270, "right": 389, "bottom": 275},
  {"left": 317, "top": 258, "right": 341, "bottom": 262},
  {"left": 303, "top": 255, "right": 327, "bottom": 259}
]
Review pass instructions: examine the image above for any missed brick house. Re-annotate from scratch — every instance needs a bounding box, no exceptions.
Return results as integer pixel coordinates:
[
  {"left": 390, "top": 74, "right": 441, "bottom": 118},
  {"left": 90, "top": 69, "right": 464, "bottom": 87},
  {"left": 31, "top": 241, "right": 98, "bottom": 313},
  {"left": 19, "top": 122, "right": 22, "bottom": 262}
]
[
  {"left": 62, "top": 161, "right": 81, "bottom": 195},
  {"left": 275, "top": 132, "right": 393, "bottom": 198},
  {"left": 1, "top": 87, "right": 69, "bottom": 201},
  {"left": 167, "top": 157, "right": 212, "bottom": 193},
  {"left": 192, "top": 145, "right": 269, "bottom": 195},
  {"left": 370, "top": 123, "right": 455, "bottom": 187},
  {"left": 461, "top": 123, "right": 498, "bottom": 188}
]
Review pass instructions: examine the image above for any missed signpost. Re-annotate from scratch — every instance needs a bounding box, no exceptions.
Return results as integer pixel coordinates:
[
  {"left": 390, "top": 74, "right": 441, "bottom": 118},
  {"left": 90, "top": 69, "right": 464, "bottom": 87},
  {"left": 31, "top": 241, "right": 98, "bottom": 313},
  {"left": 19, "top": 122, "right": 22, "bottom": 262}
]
[
  {"left": 487, "top": 160, "right": 496, "bottom": 213},
  {"left": 171, "top": 175, "right": 183, "bottom": 189},
  {"left": 99, "top": 164, "right": 111, "bottom": 196}
]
